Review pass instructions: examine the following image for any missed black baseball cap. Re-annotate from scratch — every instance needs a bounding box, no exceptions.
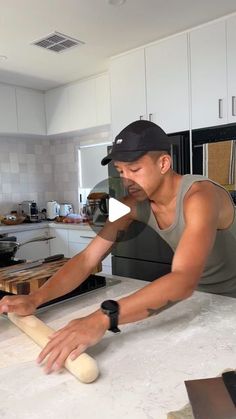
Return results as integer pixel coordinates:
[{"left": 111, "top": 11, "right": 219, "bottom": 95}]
[{"left": 101, "top": 120, "right": 171, "bottom": 166}]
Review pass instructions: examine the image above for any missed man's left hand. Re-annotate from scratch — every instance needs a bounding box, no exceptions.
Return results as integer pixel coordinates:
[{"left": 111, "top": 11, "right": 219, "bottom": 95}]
[{"left": 37, "top": 311, "right": 109, "bottom": 373}]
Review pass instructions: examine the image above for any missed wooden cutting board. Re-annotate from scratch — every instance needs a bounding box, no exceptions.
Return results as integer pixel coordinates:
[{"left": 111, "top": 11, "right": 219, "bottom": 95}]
[{"left": 0, "top": 259, "right": 102, "bottom": 295}]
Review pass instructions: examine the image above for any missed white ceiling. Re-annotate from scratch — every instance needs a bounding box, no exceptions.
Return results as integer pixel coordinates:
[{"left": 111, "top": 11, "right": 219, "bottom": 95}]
[{"left": 0, "top": 0, "right": 236, "bottom": 91}]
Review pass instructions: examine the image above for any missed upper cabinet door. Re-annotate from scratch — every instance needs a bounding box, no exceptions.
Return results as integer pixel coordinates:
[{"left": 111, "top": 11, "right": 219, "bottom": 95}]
[
  {"left": 146, "top": 34, "right": 189, "bottom": 133},
  {"left": 190, "top": 21, "right": 228, "bottom": 129},
  {"left": 16, "top": 88, "right": 46, "bottom": 135},
  {"left": 45, "top": 86, "right": 70, "bottom": 135},
  {"left": 68, "top": 78, "right": 96, "bottom": 131},
  {"left": 109, "top": 49, "right": 147, "bottom": 136},
  {"left": 95, "top": 74, "right": 111, "bottom": 126},
  {"left": 0, "top": 84, "right": 17, "bottom": 133},
  {"left": 227, "top": 16, "right": 236, "bottom": 124}
]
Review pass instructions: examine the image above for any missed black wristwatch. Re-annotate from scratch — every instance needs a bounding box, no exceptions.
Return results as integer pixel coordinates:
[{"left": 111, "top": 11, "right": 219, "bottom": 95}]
[{"left": 101, "top": 300, "right": 120, "bottom": 333}]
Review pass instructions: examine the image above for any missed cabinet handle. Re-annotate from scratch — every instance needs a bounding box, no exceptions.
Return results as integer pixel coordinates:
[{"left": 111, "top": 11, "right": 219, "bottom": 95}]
[
  {"left": 149, "top": 113, "right": 153, "bottom": 122},
  {"left": 232, "top": 96, "right": 236, "bottom": 117},
  {"left": 80, "top": 235, "right": 94, "bottom": 239},
  {"left": 218, "top": 99, "right": 223, "bottom": 119}
]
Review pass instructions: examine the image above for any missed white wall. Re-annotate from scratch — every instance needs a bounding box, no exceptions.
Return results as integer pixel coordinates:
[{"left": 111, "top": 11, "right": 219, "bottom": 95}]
[
  {"left": 0, "top": 129, "right": 111, "bottom": 215},
  {"left": 0, "top": 136, "right": 54, "bottom": 214}
]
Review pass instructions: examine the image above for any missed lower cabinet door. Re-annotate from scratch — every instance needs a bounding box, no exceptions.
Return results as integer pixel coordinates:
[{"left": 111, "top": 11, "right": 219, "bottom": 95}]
[
  {"left": 15, "top": 229, "right": 50, "bottom": 260},
  {"left": 49, "top": 228, "right": 69, "bottom": 257},
  {"left": 68, "top": 242, "right": 88, "bottom": 258}
]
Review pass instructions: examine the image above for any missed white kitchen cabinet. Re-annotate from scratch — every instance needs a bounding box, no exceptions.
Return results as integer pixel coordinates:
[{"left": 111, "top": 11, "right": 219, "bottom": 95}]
[
  {"left": 101, "top": 253, "right": 112, "bottom": 274},
  {"left": 14, "top": 229, "right": 50, "bottom": 260},
  {"left": 68, "top": 229, "right": 96, "bottom": 257},
  {"left": 0, "top": 84, "right": 18, "bottom": 133},
  {"left": 48, "top": 226, "right": 111, "bottom": 273},
  {"left": 45, "top": 85, "right": 70, "bottom": 135},
  {"left": 190, "top": 21, "right": 228, "bottom": 129},
  {"left": 68, "top": 229, "right": 96, "bottom": 242},
  {"left": 45, "top": 74, "right": 110, "bottom": 135},
  {"left": 68, "top": 229, "right": 111, "bottom": 273},
  {"left": 109, "top": 49, "right": 147, "bottom": 136},
  {"left": 95, "top": 73, "right": 111, "bottom": 126},
  {"left": 68, "top": 242, "right": 87, "bottom": 257},
  {"left": 16, "top": 87, "right": 46, "bottom": 135},
  {"left": 145, "top": 34, "right": 189, "bottom": 133},
  {"left": 49, "top": 228, "right": 69, "bottom": 257},
  {"left": 227, "top": 16, "right": 236, "bottom": 124},
  {"left": 68, "top": 78, "right": 96, "bottom": 131}
]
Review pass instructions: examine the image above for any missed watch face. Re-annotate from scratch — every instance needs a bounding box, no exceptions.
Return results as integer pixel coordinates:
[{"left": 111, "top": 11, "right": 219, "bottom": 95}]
[{"left": 101, "top": 299, "right": 119, "bottom": 313}]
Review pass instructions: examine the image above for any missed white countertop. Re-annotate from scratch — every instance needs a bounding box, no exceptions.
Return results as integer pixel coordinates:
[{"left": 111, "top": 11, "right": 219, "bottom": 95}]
[
  {"left": 0, "top": 221, "right": 94, "bottom": 234},
  {"left": 0, "top": 275, "right": 236, "bottom": 419},
  {"left": 0, "top": 221, "right": 50, "bottom": 234}
]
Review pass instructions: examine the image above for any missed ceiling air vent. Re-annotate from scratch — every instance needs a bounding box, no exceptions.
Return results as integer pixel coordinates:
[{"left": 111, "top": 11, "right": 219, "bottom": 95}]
[{"left": 32, "top": 32, "right": 85, "bottom": 53}]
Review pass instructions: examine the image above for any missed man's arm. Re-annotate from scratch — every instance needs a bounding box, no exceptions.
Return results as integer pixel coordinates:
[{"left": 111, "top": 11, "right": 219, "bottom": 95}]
[
  {"left": 0, "top": 213, "right": 133, "bottom": 314},
  {"left": 37, "top": 186, "right": 221, "bottom": 371}
]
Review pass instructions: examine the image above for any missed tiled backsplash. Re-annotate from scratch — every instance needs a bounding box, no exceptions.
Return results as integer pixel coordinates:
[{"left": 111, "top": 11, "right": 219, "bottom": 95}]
[
  {"left": 0, "top": 129, "right": 110, "bottom": 215},
  {"left": 0, "top": 137, "right": 54, "bottom": 214}
]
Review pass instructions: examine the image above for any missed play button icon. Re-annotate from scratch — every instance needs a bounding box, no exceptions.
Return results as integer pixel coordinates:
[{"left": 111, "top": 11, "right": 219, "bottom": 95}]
[
  {"left": 87, "top": 176, "right": 150, "bottom": 242},
  {"left": 108, "top": 198, "right": 131, "bottom": 222}
]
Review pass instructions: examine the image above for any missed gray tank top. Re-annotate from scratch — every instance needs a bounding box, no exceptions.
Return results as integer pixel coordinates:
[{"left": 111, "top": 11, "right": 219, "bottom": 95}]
[{"left": 137, "top": 174, "right": 236, "bottom": 297}]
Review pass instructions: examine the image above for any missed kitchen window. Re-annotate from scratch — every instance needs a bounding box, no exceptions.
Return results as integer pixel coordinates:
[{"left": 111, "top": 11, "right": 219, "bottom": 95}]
[{"left": 78, "top": 142, "right": 111, "bottom": 205}]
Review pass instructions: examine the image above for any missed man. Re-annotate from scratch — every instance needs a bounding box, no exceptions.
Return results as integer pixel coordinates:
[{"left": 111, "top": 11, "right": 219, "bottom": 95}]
[{"left": 1, "top": 120, "right": 236, "bottom": 374}]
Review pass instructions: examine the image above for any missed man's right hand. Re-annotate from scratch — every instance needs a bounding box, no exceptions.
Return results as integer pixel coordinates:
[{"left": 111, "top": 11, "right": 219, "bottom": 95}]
[{"left": 0, "top": 294, "right": 38, "bottom": 316}]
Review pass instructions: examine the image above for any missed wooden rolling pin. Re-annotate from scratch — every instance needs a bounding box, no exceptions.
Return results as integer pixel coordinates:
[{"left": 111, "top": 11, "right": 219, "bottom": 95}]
[{"left": 8, "top": 313, "right": 99, "bottom": 383}]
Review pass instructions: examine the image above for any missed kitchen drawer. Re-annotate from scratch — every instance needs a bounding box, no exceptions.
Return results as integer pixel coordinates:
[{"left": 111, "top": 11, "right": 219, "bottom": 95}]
[
  {"left": 68, "top": 229, "right": 96, "bottom": 244},
  {"left": 49, "top": 228, "right": 69, "bottom": 258},
  {"left": 68, "top": 242, "right": 88, "bottom": 258}
]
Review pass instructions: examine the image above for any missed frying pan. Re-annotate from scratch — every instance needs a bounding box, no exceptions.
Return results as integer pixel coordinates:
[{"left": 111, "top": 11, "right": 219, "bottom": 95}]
[{"left": 0, "top": 235, "right": 55, "bottom": 263}]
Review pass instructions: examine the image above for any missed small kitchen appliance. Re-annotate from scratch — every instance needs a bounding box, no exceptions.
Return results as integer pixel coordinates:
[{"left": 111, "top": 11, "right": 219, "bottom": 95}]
[
  {"left": 86, "top": 192, "right": 109, "bottom": 226},
  {"left": 46, "top": 201, "right": 60, "bottom": 220},
  {"left": 59, "top": 203, "right": 73, "bottom": 217},
  {"left": 20, "top": 201, "right": 39, "bottom": 222}
]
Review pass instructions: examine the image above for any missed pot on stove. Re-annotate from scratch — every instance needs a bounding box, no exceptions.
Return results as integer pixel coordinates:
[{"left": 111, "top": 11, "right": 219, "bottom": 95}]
[{"left": 0, "top": 236, "right": 55, "bottom": 265}]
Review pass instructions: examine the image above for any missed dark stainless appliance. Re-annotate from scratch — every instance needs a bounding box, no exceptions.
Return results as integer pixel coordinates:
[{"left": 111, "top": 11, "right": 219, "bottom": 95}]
[{"left": 108, "top": 132, "right": 190, "bottom": 281}]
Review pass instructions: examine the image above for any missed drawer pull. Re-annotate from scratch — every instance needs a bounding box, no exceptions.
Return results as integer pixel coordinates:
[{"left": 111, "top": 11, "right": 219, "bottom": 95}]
[
  {"left": 218, "top": 98, "right": 223, "bottom": 119},
  {"left": 80, "top": 235, "right": 94, "bottom": 239},
  {"left": 232, "top": 96, "right": 236, "bottom": 117}
]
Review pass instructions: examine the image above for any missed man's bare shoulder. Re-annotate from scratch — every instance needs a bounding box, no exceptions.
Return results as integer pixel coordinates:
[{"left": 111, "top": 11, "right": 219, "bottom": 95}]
[
  {"left": 184, "top": 180, "right": 234, "bottom": 228},
  {"left": 186, "top": 179, "right": 217, "bottom": 197}
]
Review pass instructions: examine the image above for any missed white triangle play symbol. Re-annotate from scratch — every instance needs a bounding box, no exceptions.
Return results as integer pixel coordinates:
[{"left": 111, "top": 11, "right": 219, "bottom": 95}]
[{"left": 108, "top": 198, "right": 131, "bottom": 222}]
